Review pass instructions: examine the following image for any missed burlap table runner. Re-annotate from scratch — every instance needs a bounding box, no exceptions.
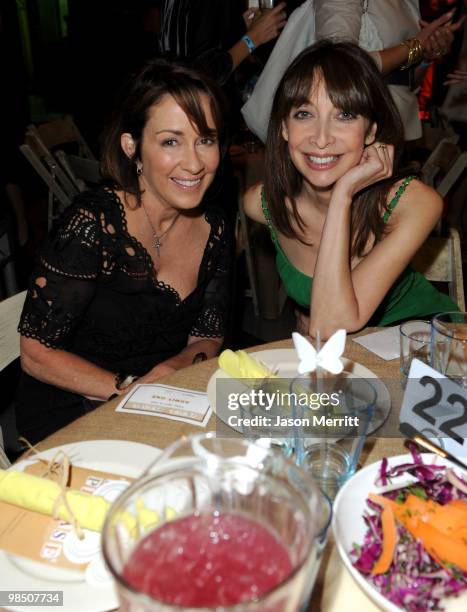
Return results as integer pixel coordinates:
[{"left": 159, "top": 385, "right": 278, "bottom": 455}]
[{"left": 27, "top": 329, "right": 406, "bottom": 611}]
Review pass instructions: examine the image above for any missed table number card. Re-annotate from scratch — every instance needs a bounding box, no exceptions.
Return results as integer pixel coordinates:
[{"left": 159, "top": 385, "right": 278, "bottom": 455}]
[{"left": 399, "top": 358, "right": 467, "bottom": 460}]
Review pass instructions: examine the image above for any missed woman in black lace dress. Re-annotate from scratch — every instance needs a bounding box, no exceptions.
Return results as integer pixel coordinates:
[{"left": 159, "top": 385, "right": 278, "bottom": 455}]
[{"left": 17, "top": 59, "right": 231, "bottom": 443}]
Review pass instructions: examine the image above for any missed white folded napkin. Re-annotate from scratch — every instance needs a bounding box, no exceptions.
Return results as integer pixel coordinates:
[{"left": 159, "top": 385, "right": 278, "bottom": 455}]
[{"left": 353, "top": 326, "right": 400, "bottom": 361}]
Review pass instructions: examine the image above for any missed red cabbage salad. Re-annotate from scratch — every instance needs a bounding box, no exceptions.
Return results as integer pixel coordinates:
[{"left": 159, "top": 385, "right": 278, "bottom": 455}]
[{"left": 352, "top": 446, "right": 467, "bottom": 611}]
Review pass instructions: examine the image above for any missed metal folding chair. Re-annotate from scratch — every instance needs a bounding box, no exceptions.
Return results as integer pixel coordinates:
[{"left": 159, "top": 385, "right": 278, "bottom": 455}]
[
  {"left": 19, "top": 117, "right": 96, "bottom": 229},
  {"left": 55, "top": 150, "right": 101, "bottom": 193},
  {"left": 0, "top": 220, "right": 19, "bottom": 299},
  {"left": 421, "top": 137, "right": 460, "bottom": 188},
  {"left": 0, "top": 290, "right": 27, "bottom": 465},
  {"left": 411, "top": 226, "right": 465, "bottom": 311}
]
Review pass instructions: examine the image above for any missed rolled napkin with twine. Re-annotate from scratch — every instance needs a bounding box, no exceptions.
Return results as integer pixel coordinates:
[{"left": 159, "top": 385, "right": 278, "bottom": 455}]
[
  {"left": 0, "top": 468, "right": 168, "bottom": 535},
  {"left": 0, "top": 468, "right": 110, "bottom": 532}
]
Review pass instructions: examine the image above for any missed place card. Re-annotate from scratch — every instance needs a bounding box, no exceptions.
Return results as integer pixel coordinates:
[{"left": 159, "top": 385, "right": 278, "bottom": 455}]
[
  {"left": 400, "top": 358, "right": 467, "bottom": 460},
  {"left": 353, "top": 326, "right": 400, "bottom": 360},
  {"left": 115, "top": 384, "right": 212, "bottom": 427}
]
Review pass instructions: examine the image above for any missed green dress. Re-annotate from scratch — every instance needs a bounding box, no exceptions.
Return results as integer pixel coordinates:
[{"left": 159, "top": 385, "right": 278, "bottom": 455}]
[{"left": 261, "top": 177, "right": 458, "bottom": 326}]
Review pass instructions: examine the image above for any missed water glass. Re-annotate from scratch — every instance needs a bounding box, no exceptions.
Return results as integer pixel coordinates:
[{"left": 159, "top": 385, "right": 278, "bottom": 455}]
[
  {"left": 103, "top": 433, "right": 325, "bottom": 611},
  {"left": 400, "top": 320, "right": 432, "bottom": 386},
  {"left": 431, "top": 312, "right": 467, "bottom": 387},
  {"left": 239, "top": 378, "right": 295, "bottom": 458},
  {"left": 290, "top": 373, "right": 377, "bottom": 500}
]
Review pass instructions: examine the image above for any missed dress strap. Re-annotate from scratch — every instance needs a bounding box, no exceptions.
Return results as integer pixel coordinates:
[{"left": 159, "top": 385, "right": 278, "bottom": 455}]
[
  {"left": 260, "top": 187, "right": 281, "bottom": 247},
  {"left": 383, "top": 175, "right": 416, "bottom": 224}
]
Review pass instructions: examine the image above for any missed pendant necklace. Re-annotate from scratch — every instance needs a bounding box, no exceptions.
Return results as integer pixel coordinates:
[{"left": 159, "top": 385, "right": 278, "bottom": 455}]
[{"left": 141, "top": 203, "right": 180, "bottom": 257}]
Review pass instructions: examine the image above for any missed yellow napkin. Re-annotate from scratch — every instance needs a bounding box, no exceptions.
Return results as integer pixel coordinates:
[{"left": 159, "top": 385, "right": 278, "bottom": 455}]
[
  {"left": 0, "top": 468, "right": 177, "bottom": 537},
  {"left": 218, "top": 349, "right": 276, "bottom": 379},
  {"left": 0, "top": 468, "right": 110, "bottom": 532}
]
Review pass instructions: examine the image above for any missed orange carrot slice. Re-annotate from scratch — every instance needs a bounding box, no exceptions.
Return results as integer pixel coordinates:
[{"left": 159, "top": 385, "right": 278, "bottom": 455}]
[
  {"left": 449, "top": 499, "right": 467, "bottom": 511},
  {"left": 433, "top": 503, "right": 467, "bottom": 534},
  {"left": 410, "top": 521, "right": 467, "bottom": 572},
  {"left": 368, "top": 493, "right": 398, "bottom": 511},
  {"left": 368, "top": 492, "right": 467, "bottom": 574},
  {"left": 371, "top": 505, "right": 398, "bottom": 575}
]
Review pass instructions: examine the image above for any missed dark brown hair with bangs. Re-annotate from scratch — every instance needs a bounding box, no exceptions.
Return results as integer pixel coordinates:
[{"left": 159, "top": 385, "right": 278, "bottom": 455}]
[
  {"left": 101, "top": 57, "right": 227, "bottom": 206},
  {"left": 265, "top": 40, "right": 406, "bottom": 257}
]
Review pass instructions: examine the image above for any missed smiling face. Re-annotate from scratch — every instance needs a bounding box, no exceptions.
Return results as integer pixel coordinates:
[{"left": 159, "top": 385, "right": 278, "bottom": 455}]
[
  {"left": 121, "top": 93, "right": 220, "bottom": 211},
  {"left": 281, "top": 77, "right": 377, "bottom": 192}
]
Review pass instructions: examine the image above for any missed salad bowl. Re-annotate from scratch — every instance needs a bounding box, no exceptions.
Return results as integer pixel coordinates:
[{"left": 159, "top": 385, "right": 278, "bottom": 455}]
[{"left": 332, "top": 453, "right": 467, "bottom": 612}]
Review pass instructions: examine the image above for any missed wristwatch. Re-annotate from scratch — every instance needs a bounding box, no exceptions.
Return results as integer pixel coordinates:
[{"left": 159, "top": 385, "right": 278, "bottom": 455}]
[
  {"left": 115, "top": 373, "right": 139, "bottom": 390},
  {"left": 192, "top": 352, "right": 208, "bottom": 364}
]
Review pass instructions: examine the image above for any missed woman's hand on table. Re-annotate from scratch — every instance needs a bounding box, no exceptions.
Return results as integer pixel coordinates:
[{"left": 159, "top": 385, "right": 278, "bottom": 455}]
[
  {"left": 137, "top": 338, "right": 223, "bottom": 384},
  {"left": 138, "top": 361, "right": 178, "bottom": 384}
]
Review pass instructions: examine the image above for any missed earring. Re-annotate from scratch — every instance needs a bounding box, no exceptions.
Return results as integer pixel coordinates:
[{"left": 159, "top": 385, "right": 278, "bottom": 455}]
[{"left": 136, "top": 164, "right": 143, "bottom": 176}]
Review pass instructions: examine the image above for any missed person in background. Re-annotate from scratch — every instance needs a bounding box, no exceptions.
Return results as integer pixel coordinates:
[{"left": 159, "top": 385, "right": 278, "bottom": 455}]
[
  {"left": 315, "top": 0, "right": 464, "bottom": 140},
  {"left": 159, "top": 1, "right": 287, "bottom": 229},
  {"left": 159, "top": 0, "right": 287, "bottom": 85},
  {"left": 244, "top": 41, "right": 458, "bottom": 339},
  {"left": 243, "top": 0, "right": 463, "bottom": 141},
  {"left": 16, "top": 59, "right": 231, "bottom": 443}
]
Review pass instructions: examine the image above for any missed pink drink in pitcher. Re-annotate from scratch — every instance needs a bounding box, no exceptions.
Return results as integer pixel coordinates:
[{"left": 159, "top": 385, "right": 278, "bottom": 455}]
[
  {"left": 104, "top": 435, "right": 325, "bottom": 611},
  {"left": 123, "top": 512, "right": 292, "bottom": 607}
]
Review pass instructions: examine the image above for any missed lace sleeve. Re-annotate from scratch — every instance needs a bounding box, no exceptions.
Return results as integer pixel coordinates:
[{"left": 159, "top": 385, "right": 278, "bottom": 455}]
[
  {"left": 18, "top": 200, "right": 102, "bottom": 349},
  {"left": 190, "top": 212, "right": 232, "bottom": 339}
]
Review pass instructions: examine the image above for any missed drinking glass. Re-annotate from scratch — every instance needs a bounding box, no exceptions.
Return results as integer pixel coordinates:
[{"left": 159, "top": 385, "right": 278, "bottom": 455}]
[
  {"left": 242, "top": 378, "right": 295, "bottom": 458},
  {"left": 400, "top": 320, "right": 432, "bottom": 387},
  {"left": 431, "top": 312, "right": 467, "bottom": 387},
  {"left": 290, "top": 372, "right": 377, "bottom": 500},
  {"left": 103, "top": 433, "right": 325, "bottom": 611}
]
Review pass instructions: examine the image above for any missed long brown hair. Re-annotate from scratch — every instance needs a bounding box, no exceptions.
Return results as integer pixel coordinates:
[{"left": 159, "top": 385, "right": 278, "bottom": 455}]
[
  {"left": 101, "top": 57, "right": 227, "bottom": 206},
  {"left": 265, "top": 40, "right": 407, "bottom": 257}
]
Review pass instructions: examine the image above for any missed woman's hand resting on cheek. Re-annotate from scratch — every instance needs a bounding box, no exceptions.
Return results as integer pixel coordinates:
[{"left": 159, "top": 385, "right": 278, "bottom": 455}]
[{"left": 332, "top": 142, "right": 394, "bottom": 201}]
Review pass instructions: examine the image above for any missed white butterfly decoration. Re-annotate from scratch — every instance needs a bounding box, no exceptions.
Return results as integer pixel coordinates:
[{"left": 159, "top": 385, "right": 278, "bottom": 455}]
[{"left": 292, "top": 329, "right": 347, "bottom": 375}]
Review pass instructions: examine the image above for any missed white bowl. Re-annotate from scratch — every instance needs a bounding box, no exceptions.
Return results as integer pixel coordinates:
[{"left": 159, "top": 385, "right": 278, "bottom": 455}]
[{"left": 332, "top": 453, "right": 467, "bottom": 612}]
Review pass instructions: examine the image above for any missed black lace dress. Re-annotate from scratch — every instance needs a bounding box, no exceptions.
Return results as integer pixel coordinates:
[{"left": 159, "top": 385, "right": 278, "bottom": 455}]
[{"left": 16, "top": 188, "right": 231, "bottom": 443}]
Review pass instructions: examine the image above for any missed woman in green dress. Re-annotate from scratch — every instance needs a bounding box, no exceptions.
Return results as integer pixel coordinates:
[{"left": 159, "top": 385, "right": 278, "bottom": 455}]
[{"left": 244, "top": 40, "right": 458, "bottom": 338}]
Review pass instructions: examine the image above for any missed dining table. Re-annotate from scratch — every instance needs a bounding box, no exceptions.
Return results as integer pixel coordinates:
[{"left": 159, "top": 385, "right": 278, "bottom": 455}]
[{"left": 26, "top": 328, "right": 406, "bottom": 611}]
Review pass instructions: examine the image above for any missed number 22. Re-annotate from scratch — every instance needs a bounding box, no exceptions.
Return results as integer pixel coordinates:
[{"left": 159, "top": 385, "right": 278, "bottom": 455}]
[{"left": 412, "top": 376, "right": 467, "bottom": 445}]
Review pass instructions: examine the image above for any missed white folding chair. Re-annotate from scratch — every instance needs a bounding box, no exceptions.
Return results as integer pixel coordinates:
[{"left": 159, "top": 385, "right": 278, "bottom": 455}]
[
  {"left": 421, "top": 137, "right": 460, "bottom": 187},
  {"left": 411, "top": 227, "right": 465, "bottom": 311},
  {"left": 20, "top": 141, "right": 74, "bottom": 222},
  {"left": 0, "top": 220, "right": 19, "bottom": 299},
  {"left": 0, "top": 290, "right": 26, "bottom": 377},
  {"left": 20, "top": 117, "right": 96, "bottom": 229},
  {"left": 234, "top": 170, "right": 261, "bottom": 317},
  {"left": 55, "top": 150, "right": 101, "bottom": 192},
  {"left": 0, "top": 290, "right": 27, "bottom": 466},
  {"left": 28, "top": 115, "right": 95, "bottom": 161},
  {"left": 436, "top": 151, "right": 467, "bottom": 199}
]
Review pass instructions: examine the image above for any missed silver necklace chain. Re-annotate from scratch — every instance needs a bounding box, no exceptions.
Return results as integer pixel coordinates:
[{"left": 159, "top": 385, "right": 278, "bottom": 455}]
[{"left": 141, "top": 203, "right": 180, "bottom": 257}]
